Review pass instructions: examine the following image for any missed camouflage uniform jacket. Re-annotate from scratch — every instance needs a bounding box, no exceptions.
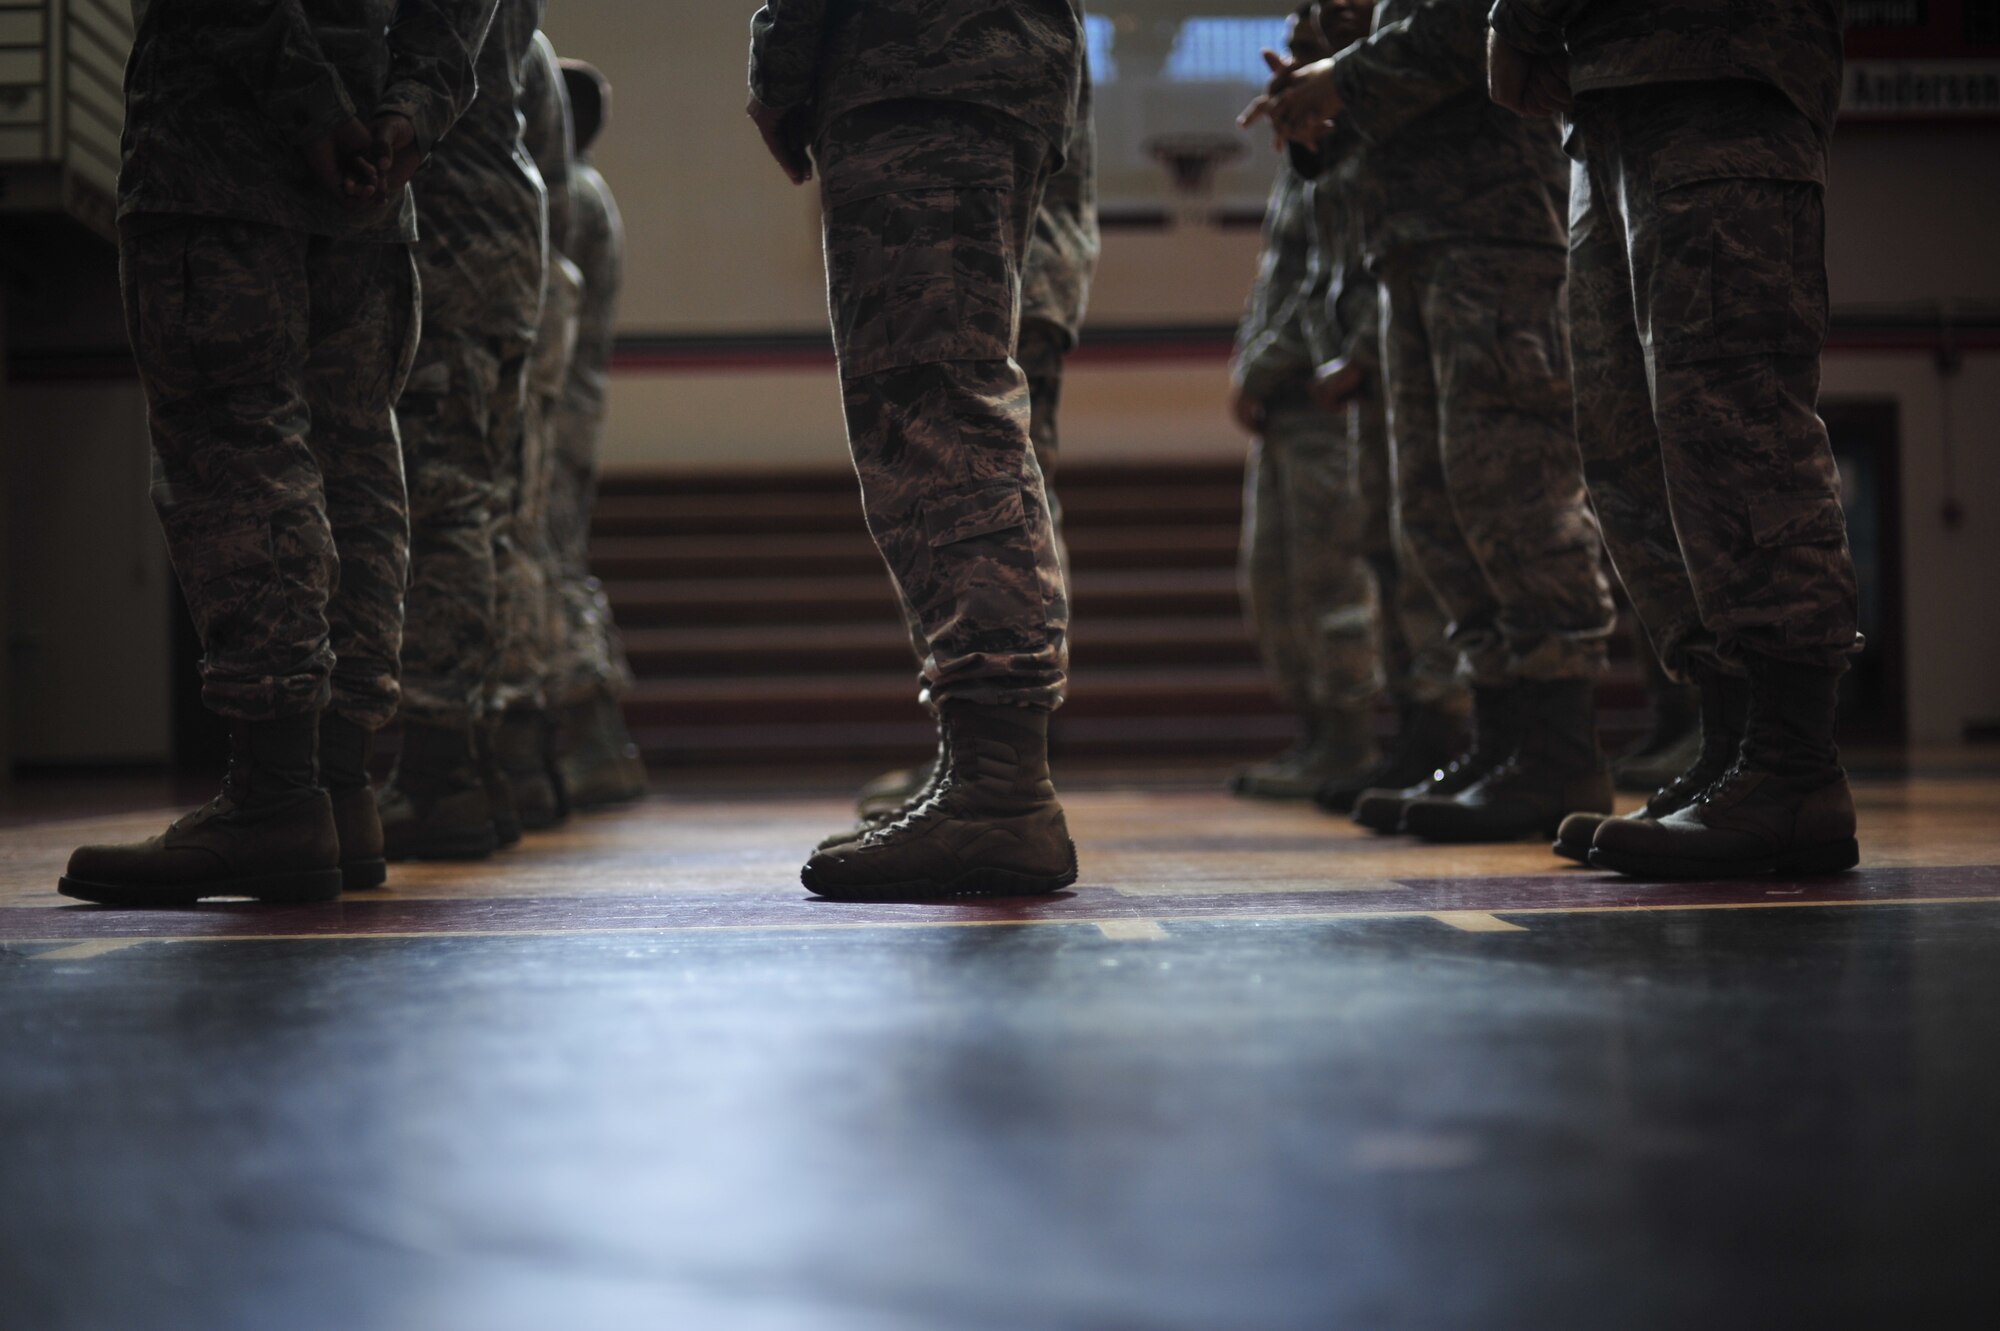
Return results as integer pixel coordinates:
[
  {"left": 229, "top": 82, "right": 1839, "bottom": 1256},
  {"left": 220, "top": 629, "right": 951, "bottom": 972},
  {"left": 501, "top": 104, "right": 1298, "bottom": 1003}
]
[
  {"left": 1489, "top": 0, "right": 1845, "bottom": 144},
  {"left": 521, "top": 30, "right": 574, "bottom": 258},
  {"left": 562, "top": 161, "right": 623, "bottom": 423},
  {"left": 1231, "top": 153, "right": 1319, "bottom": 404},
  {"left": 1020, "top": 59, "right": 1100, "bottom": 347},
  {"left": 412, "top": 0, "right": 545, "bottom": 324},
  {"left": 1301, "top": 126, "right": 1372, "bottom": 370},
  {"left": 748, "top": 0, "right": 1085, "bottom": 157},
  {"left": 1327, "top": 0, "right": 1568, "bottom": 258},
  {"left": 119, "top": 0, "right": 496, "bottom": 240}
]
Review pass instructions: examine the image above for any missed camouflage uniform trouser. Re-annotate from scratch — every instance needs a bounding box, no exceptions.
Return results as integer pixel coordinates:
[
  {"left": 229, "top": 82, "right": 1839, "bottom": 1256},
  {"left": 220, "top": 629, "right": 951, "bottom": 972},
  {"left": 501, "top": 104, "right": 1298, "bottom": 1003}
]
[
  {"left": 817, "top": 101, "right": 1069, "bottom": 711},
  {"left": 546, "top": 394, "right": 635, "bottom": 708},
  {"left": 1240, "top": 388, "right": 1382, "bottom": 714},
  {"left": 121, "top": 217, "right": 418, "bottom": 727},
  {"left": 1349, "top": 324, "right": 1464, "bottom": 709},
  {"left": 495, "top": 254, "right": 582, "bottom": 713},
  {"left": 1377, "top": 243, "right": 1615, "bottom": 686},
  {"left": 397, "top": 304, "right": 536, "bottom": 725},
  {"left": 899, "top": 314, "right": 1072, "bottom": 676},
  {"left": 1567, "top": 82, "right": 1858, "bottom": 674}
]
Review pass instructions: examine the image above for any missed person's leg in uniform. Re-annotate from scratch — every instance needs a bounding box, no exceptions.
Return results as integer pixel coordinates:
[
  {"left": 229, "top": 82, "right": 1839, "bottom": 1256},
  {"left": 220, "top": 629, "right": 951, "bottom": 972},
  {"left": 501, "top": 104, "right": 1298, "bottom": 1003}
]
[
  {"left": 1548, "top": 138, "right": 1751, "bottom": 863},
  {"left": 545, "top": 387, "right": 647, "bottom": 809},
  {"left": 1396, "top": 244, "right": 1617, "bottom": 841},
  {"left": 837, "top": 275, "right": 1083, "bottom": 835},
  {"left": 1578, "top": 83, "right": 1861, "bottom": 879},
  {"left": 1356, "top": 249, "right": 1619, "bottom": 839},
  {"left": 1233, "top": 396, "right": 1310, "bottom": 793},
  {"left": 1351, "top": 260, "right": 1523, "bottom": 833},
  {"left": 63, "top": 219, "right": 345, "bottom": 906},
  {"left": 1235, "top": 393, "right": 1382, "bottom": 798},
  {"left": 800, "top": 101, "right": 1077, "bottom": 900},
  {"left": 1315, "top": 339, "right": 1469, "bottom": 813},
  {"left": 301, "top": 235, "right": 421, "bottom": 891},
  {"left": 377, "top": 315, "right": 525, "bottom": 861},
  {"left": 492, "top": 257, "right": 580, "bottom": 832}
]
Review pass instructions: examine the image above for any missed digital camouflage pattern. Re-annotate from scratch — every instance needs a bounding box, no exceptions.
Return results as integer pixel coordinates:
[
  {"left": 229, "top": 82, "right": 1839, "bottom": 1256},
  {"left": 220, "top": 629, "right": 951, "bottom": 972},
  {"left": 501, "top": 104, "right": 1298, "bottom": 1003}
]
[
  {"left": 817, "top": 100, "right": 1071, "bottom": 711},
  {"left": 547, "top": 160, "right": 637, "bottom": 705},
  {"left": 1301, "top": 126, "right": 1372, "bottom": 370},
  {"left": 1020, "top": 61, "right": 1100, "bottom": 348},
  {"left": 491, "top": 30, "right": 578, "bottom": 713},
  {"left": 1490, "top": 0, "right": 1846, "bottom": 138},
  {"left": 398, "top": 0, "right": 549, "bottom": 725},
  {"left": 1376, "top": 243, "right": 1615, "bottom": 685},
  {"left": 1241, "top": 395, "right": 1384, "bottom": 714},
  {"left": 1327, "top": 0, "right": 1567, "bottom": 260},
  {"left": 1567, "top": 79, "right": 1858, "bottom": 673},
  {"left": 118, "top": 0, "right": 496, "bottom": 241},
  {"left": 1347, "top": 297, "right": 1464, "bottom": 709},
  {"left": 750, "top": 0, "right": 1085, "bottom": 157},
  {"left": 1231, "top": 157, "right": 1319, "bottom": 405},
  {"left": 124, "top": 220, "right": 419, "bottom": 726}
]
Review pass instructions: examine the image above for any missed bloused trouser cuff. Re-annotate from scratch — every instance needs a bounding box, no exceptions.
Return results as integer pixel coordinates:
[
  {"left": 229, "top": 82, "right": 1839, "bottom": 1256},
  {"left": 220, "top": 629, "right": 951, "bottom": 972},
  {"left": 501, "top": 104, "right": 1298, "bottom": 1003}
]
[
  {"left": 1378, "top": 244, "right": 1616, "bottom": 687},
  {"left": 396, "top": 322, "right": 533, "bottom": 724},
  {"left": 818, "top": 101, "right": 1070, "bottom": 713},
  {"left": 1568, "top": 82, "right": 1859, "bottom": 676},
  {"left": 124, "top": 217, "right": 418, "bottom": 727}
]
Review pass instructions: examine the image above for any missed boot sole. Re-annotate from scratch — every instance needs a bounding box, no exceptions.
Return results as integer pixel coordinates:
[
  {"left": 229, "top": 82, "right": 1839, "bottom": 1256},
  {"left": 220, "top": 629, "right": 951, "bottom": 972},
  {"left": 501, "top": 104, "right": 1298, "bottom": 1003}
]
[
  {"left": 1351, "top": 798, "right": 1408, "bottom": 834},
  {"left": 1588, "top": 837, "right": 1860, "bottom": 881},
  {"left": 801, "top": 844, "right": 1080, "bottom": 902},
  {"left": 58, "top": 866, "right": 344, "bottom": 908},
  {"left": 1402, "top": 805, "right": 1577, "bottom": 845},
  {"left": 1550, "top": 835, "right": 1592, "bottom": 865},
  {"left": 385, "top": 826, "right": 501, "bottom": 862},
  {"left": 570, "top": 786, "right": 645, "bottom": 812},
  {"left": 342, "top": 858, "right": 389, "bottom": 891}
]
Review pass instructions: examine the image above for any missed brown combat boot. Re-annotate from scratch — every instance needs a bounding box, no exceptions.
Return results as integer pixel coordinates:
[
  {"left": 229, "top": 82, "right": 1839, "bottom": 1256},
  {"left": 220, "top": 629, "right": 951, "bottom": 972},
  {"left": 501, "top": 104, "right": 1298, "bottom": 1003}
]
[
  {"left": 61, "top": 713, "right": 342, "bottom": 907},
  {"left": 1231, "top": 704, "right": 1377, "bottom": 802},
  {"left": 817, "top": 739, "right": 945, "bottom": 852},
  {"left": 1590, "top": 659, "right": 1858, "bottom": 880},
  {"left": 1401, "top": 680, "right": 1613, "bottom": 843},
  {"left": 1351, "top": 685, "right": 1522, "bottom": 833},
  {"left": 378, "top": 720, "right": 499, "bottom": 861},
  {"left": 1553, "top": 664, "right": 1749, "bottom": 864},
  {"left": 554, "top": 688, "right": 647, "bottom": 810},
  {"left": 494, "top": 705, "right": 567, "bottom": 831},
  {"left": 801, "top": 703, "right": 1078, "bottom": 900},
  {"left": 320, "top": 712, "right": 387, "bottom": 889}
]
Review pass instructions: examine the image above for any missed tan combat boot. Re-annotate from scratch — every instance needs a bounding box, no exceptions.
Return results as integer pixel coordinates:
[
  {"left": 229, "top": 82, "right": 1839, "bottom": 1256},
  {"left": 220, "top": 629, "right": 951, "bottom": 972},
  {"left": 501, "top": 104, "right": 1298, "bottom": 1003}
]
[{"left": 802, "top": 703, "right": 1078, "bottom": 900}]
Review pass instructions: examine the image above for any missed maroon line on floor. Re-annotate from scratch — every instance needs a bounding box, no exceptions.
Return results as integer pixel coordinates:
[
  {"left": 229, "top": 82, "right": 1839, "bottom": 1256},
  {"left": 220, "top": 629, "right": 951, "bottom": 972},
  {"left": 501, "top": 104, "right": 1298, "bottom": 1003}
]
[{"left": 5, "top": 864, "right": 1998, "bottom": 942}]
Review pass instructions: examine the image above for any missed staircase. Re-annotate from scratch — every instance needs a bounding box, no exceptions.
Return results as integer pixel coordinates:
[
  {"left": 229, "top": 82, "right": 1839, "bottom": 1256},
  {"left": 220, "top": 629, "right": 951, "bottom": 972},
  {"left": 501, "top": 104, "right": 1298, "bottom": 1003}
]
[{"left": 594, "top": 461, "right": 1648, "bottom": 771}]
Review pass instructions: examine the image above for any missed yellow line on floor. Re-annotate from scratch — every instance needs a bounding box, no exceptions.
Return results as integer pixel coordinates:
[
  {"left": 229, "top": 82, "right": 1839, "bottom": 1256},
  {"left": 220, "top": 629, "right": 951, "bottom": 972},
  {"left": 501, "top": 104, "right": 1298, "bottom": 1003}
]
[
  {"left": 1096, "top": 919, "right": 1170, "bottom": 941},
  {"left": 30, "top": 939, "right": 155, "bottom": 962},
  {"left": 6, "top": 893, "right": 1998, "bottom": 949},
  {"left": 1427, "top": 911, "right": 1529, "bottom": 933}
]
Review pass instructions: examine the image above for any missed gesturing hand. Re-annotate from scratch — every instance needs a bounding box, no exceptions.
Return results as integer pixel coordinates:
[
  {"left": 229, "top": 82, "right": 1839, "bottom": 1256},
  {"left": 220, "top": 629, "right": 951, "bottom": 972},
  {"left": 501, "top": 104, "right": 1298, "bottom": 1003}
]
[
  {"left": 1239, "top": 50, "right": 1343, "bottom": 150},
  {"left": 748, "top": 96, "right": 813, "bottom": 185}
]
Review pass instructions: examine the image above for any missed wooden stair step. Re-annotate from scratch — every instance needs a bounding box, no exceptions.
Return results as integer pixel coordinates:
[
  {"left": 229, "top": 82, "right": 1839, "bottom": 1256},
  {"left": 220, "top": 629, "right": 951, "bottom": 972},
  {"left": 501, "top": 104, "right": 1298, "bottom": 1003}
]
[
  {"left": 606, "top": 568, "right": 1246, "bottom": 626},
  {"left": 588, "top": 524, "right": 1244, "bottom": 580},
  {"left": 622, "top": 616, "right": 1261, "bottom": 675}
]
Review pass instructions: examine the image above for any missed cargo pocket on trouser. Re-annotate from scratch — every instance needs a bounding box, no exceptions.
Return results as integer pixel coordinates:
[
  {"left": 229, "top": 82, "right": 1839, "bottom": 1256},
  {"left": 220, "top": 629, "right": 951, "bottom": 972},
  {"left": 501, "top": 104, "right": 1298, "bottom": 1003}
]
[
  {"left": 825, "top": 186, "right": 1019, "bottom": 380},
  {"left": 910, "top": 482, "right": 1049, "bottom": 661}
]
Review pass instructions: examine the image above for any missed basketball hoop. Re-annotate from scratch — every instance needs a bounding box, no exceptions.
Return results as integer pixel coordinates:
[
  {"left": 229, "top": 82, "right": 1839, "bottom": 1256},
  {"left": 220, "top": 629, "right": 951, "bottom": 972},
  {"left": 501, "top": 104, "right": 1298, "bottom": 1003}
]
[{"left": 1145, "top": 132, "right": 1246, "bottom": 227}]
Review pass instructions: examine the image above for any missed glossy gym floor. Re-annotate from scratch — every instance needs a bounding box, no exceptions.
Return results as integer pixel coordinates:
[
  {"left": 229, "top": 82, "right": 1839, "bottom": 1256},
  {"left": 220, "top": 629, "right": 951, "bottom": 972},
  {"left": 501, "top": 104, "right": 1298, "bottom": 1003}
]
[{"left": 3, "top": 766, "right": 1997, "bottom": 1329}]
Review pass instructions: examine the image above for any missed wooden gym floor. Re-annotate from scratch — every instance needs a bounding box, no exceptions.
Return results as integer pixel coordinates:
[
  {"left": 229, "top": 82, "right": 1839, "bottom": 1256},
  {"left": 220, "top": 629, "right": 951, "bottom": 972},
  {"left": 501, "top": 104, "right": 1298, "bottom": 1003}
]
[{"left": 3, "top": 766, "right": 1998, "bottom": 1328}]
